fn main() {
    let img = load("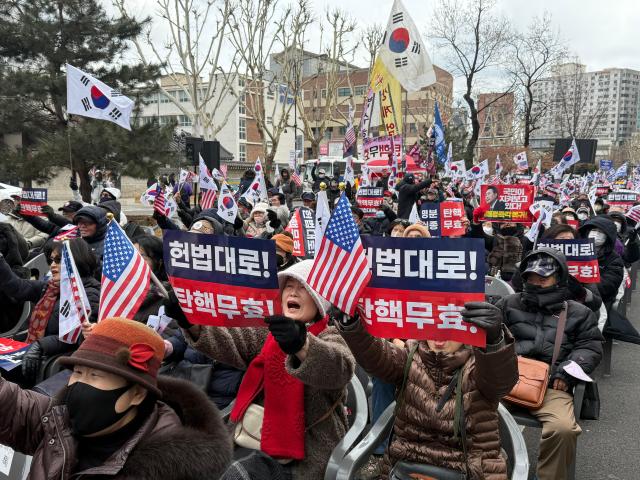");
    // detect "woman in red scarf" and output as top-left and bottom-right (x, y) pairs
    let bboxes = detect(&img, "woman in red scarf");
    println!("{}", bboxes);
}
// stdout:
(166, 259), (355, 479)
(0, 238), (100, 385)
